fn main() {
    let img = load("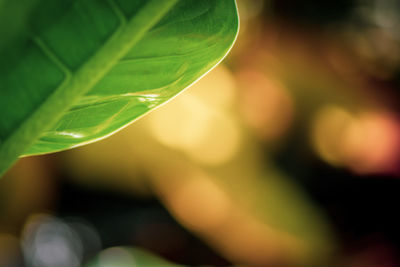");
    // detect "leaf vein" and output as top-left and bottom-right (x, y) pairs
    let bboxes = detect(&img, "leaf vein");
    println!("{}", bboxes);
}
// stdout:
(106, 0), (127, 26)
(31, 34), (72, 81)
